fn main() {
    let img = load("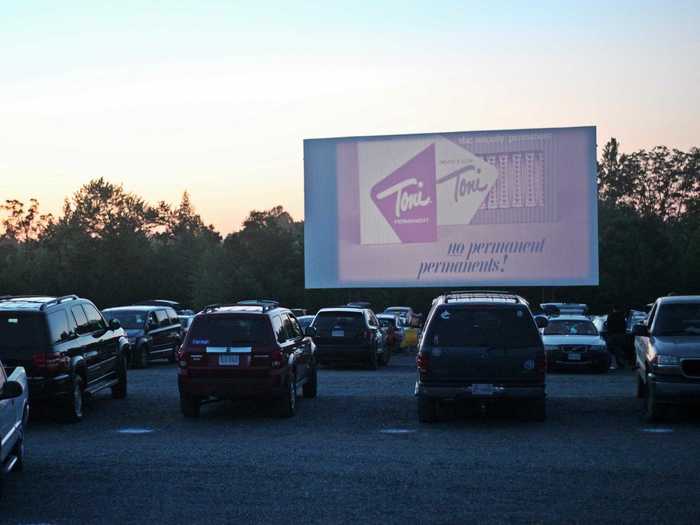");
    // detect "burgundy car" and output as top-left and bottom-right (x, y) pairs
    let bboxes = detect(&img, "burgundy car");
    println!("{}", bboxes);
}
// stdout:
(177, 301), (317, 418)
